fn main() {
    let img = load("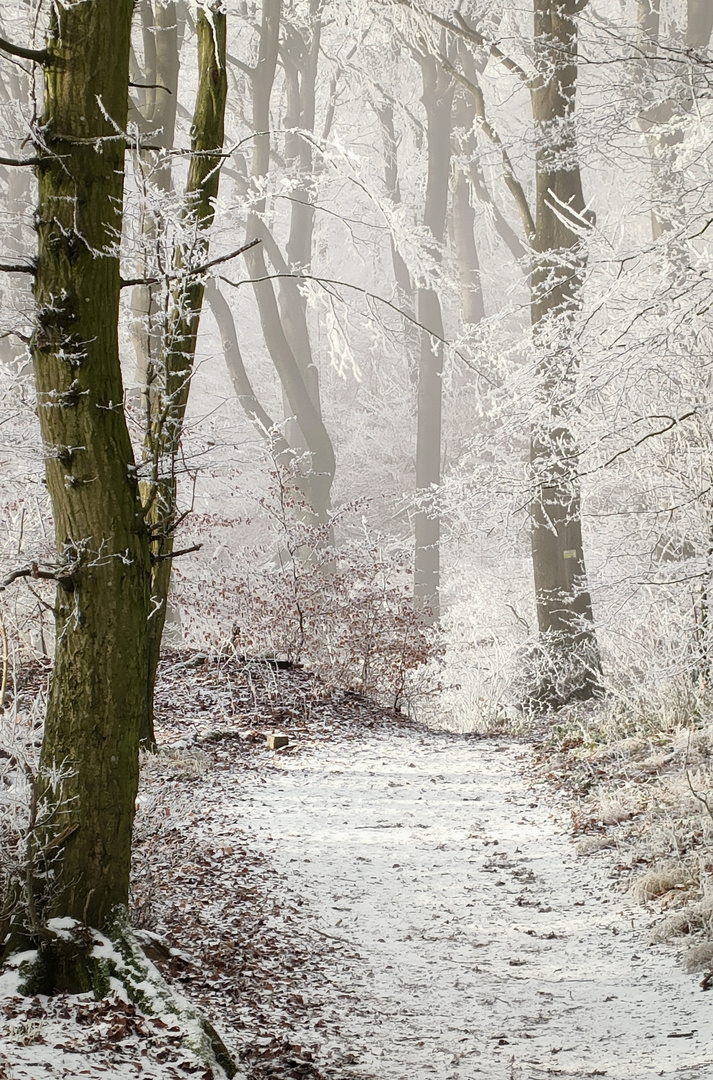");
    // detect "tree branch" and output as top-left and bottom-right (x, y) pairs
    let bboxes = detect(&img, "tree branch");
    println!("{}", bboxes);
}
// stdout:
(439, 53), (535, 240)
(394, 2), (531, 83)
(129, 82), (172, 93)
(227, 51), (254, 77)
(0, 35), (49, 65)
(0, 261), (35, 275)
(151, 543), (202, 562)
(0, 155), (41, 167)
(121, 238), (260, 288)
(1, 563), (62, 590)
(220, 269), (496, 384)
